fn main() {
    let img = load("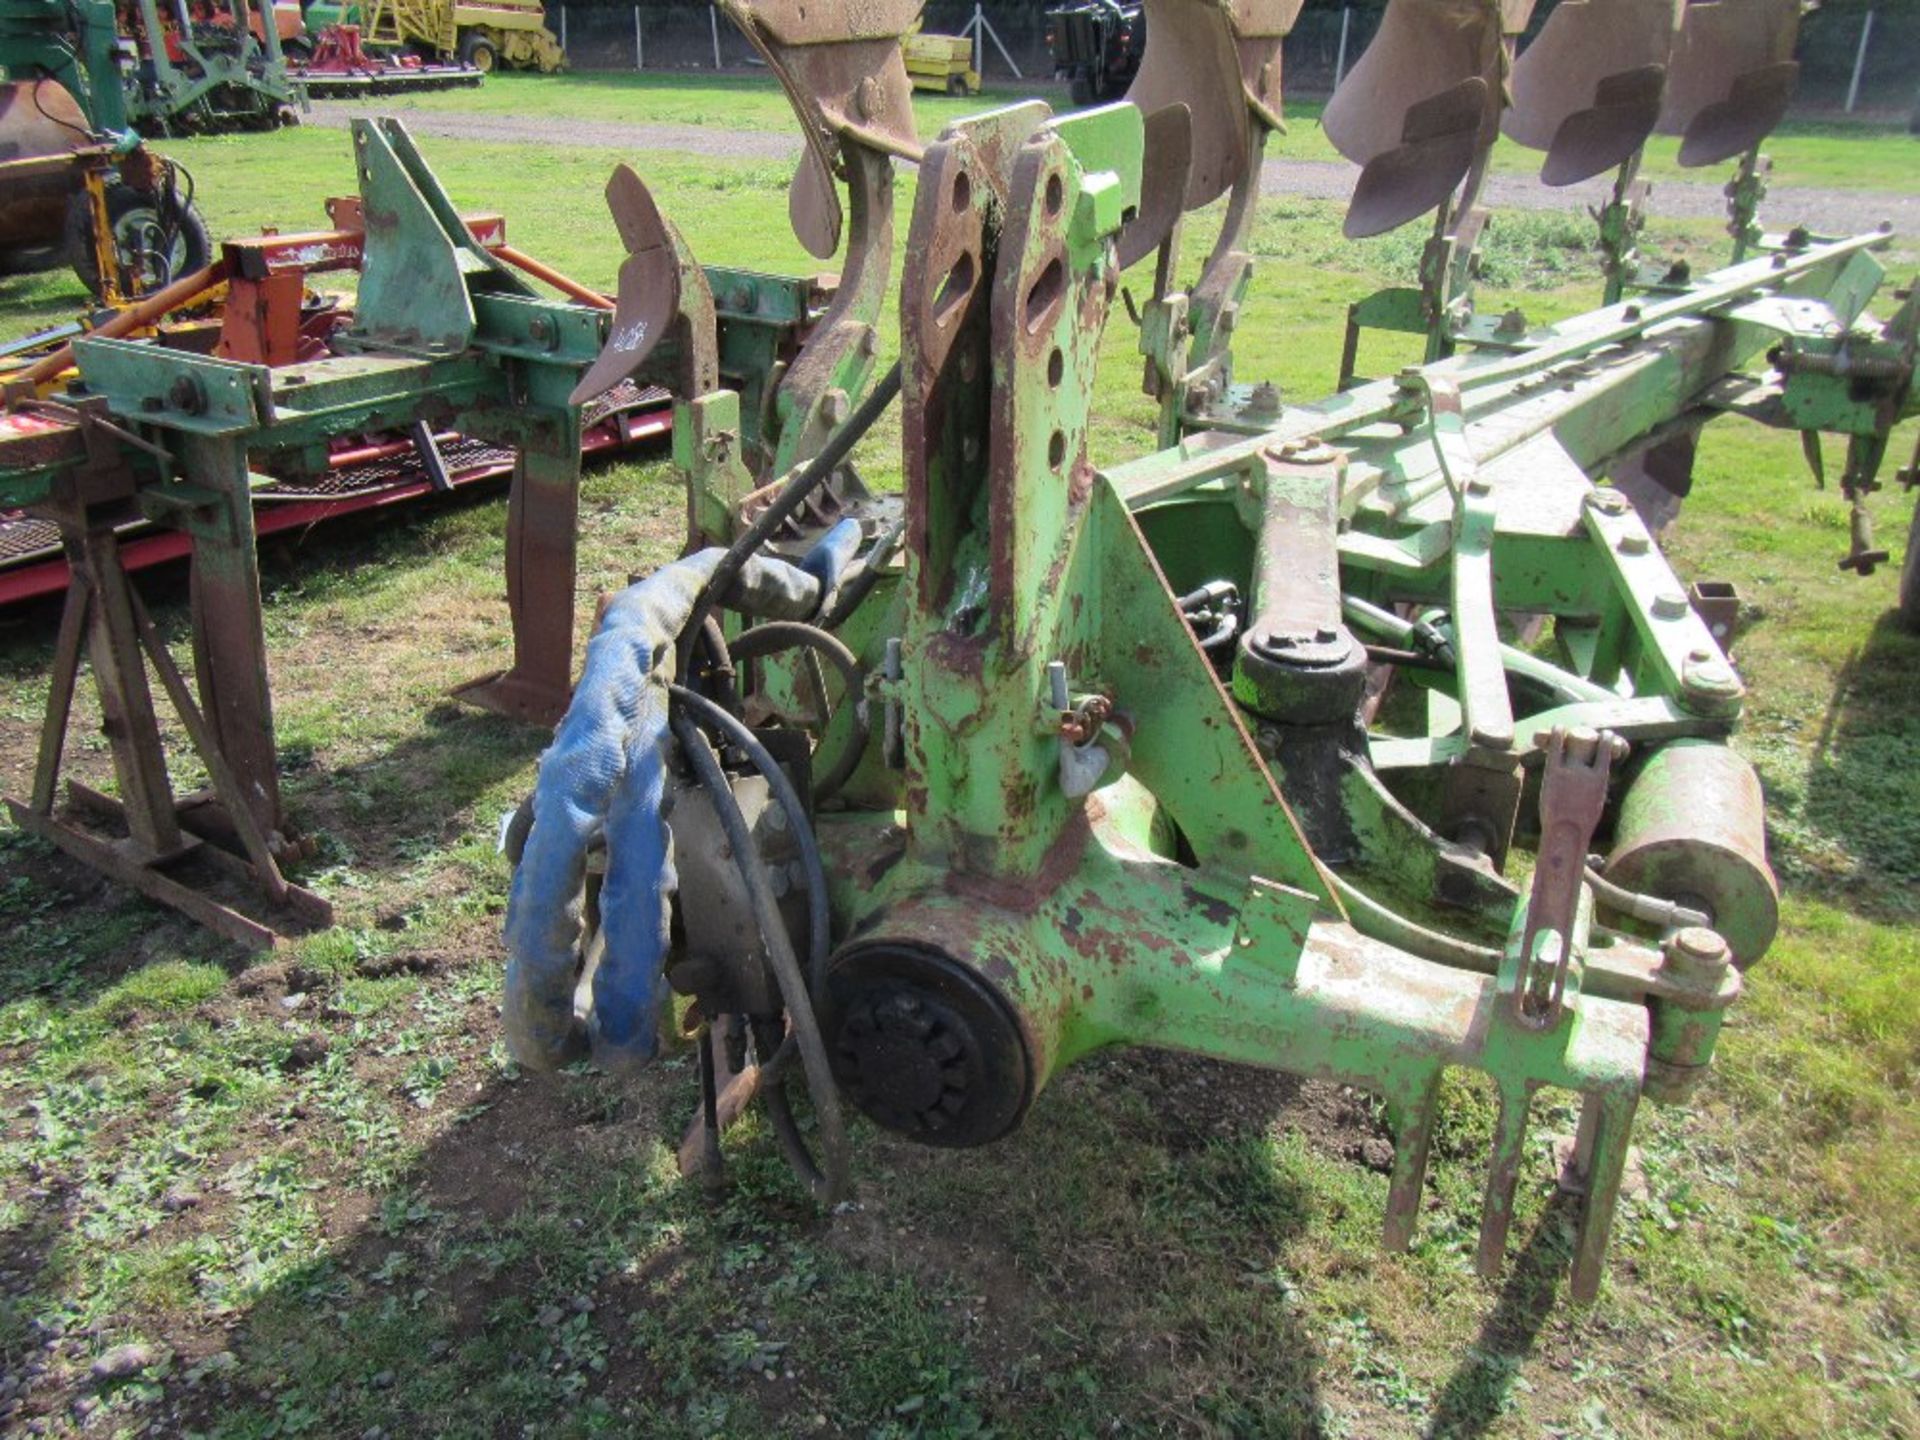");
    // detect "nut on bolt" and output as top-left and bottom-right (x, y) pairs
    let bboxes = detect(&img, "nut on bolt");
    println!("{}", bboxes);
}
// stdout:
(1664, 925), (1731, 981)
(1651, 589), (1690, 620)
(167, 375), (206, 416)
(1680, 650), (1740, 707)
